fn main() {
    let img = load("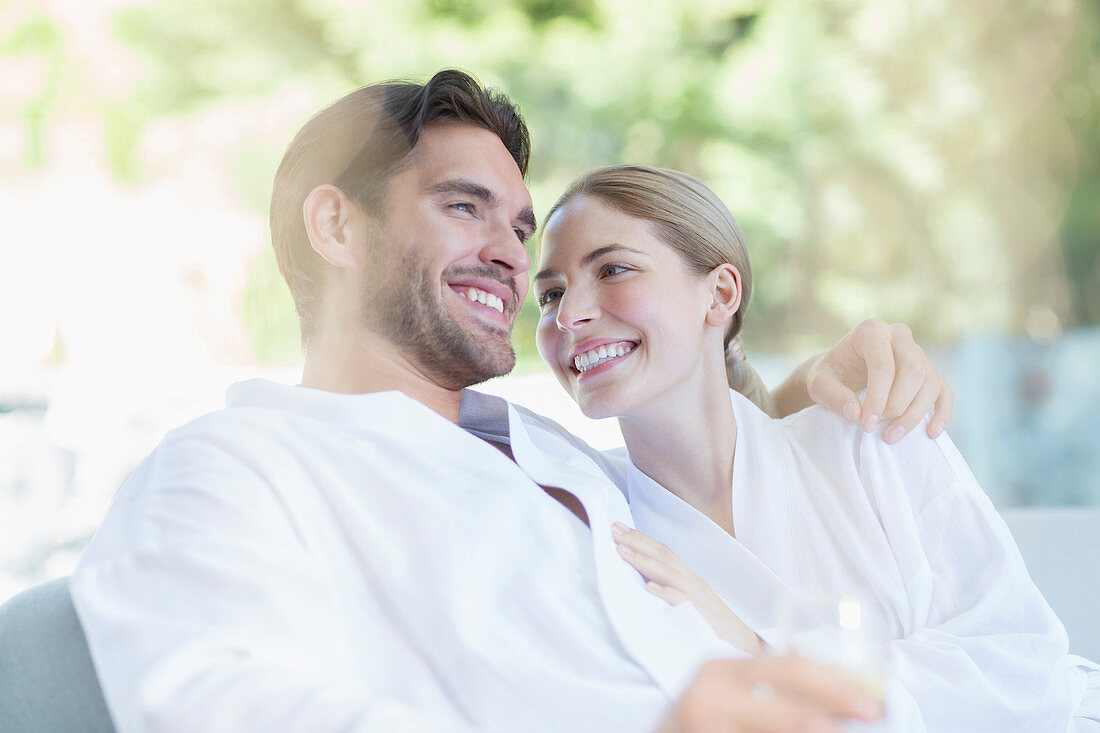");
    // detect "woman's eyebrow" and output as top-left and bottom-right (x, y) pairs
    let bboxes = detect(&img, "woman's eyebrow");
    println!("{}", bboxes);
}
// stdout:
(580, 244), (645, 267)
(534, 243), (645, 283)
